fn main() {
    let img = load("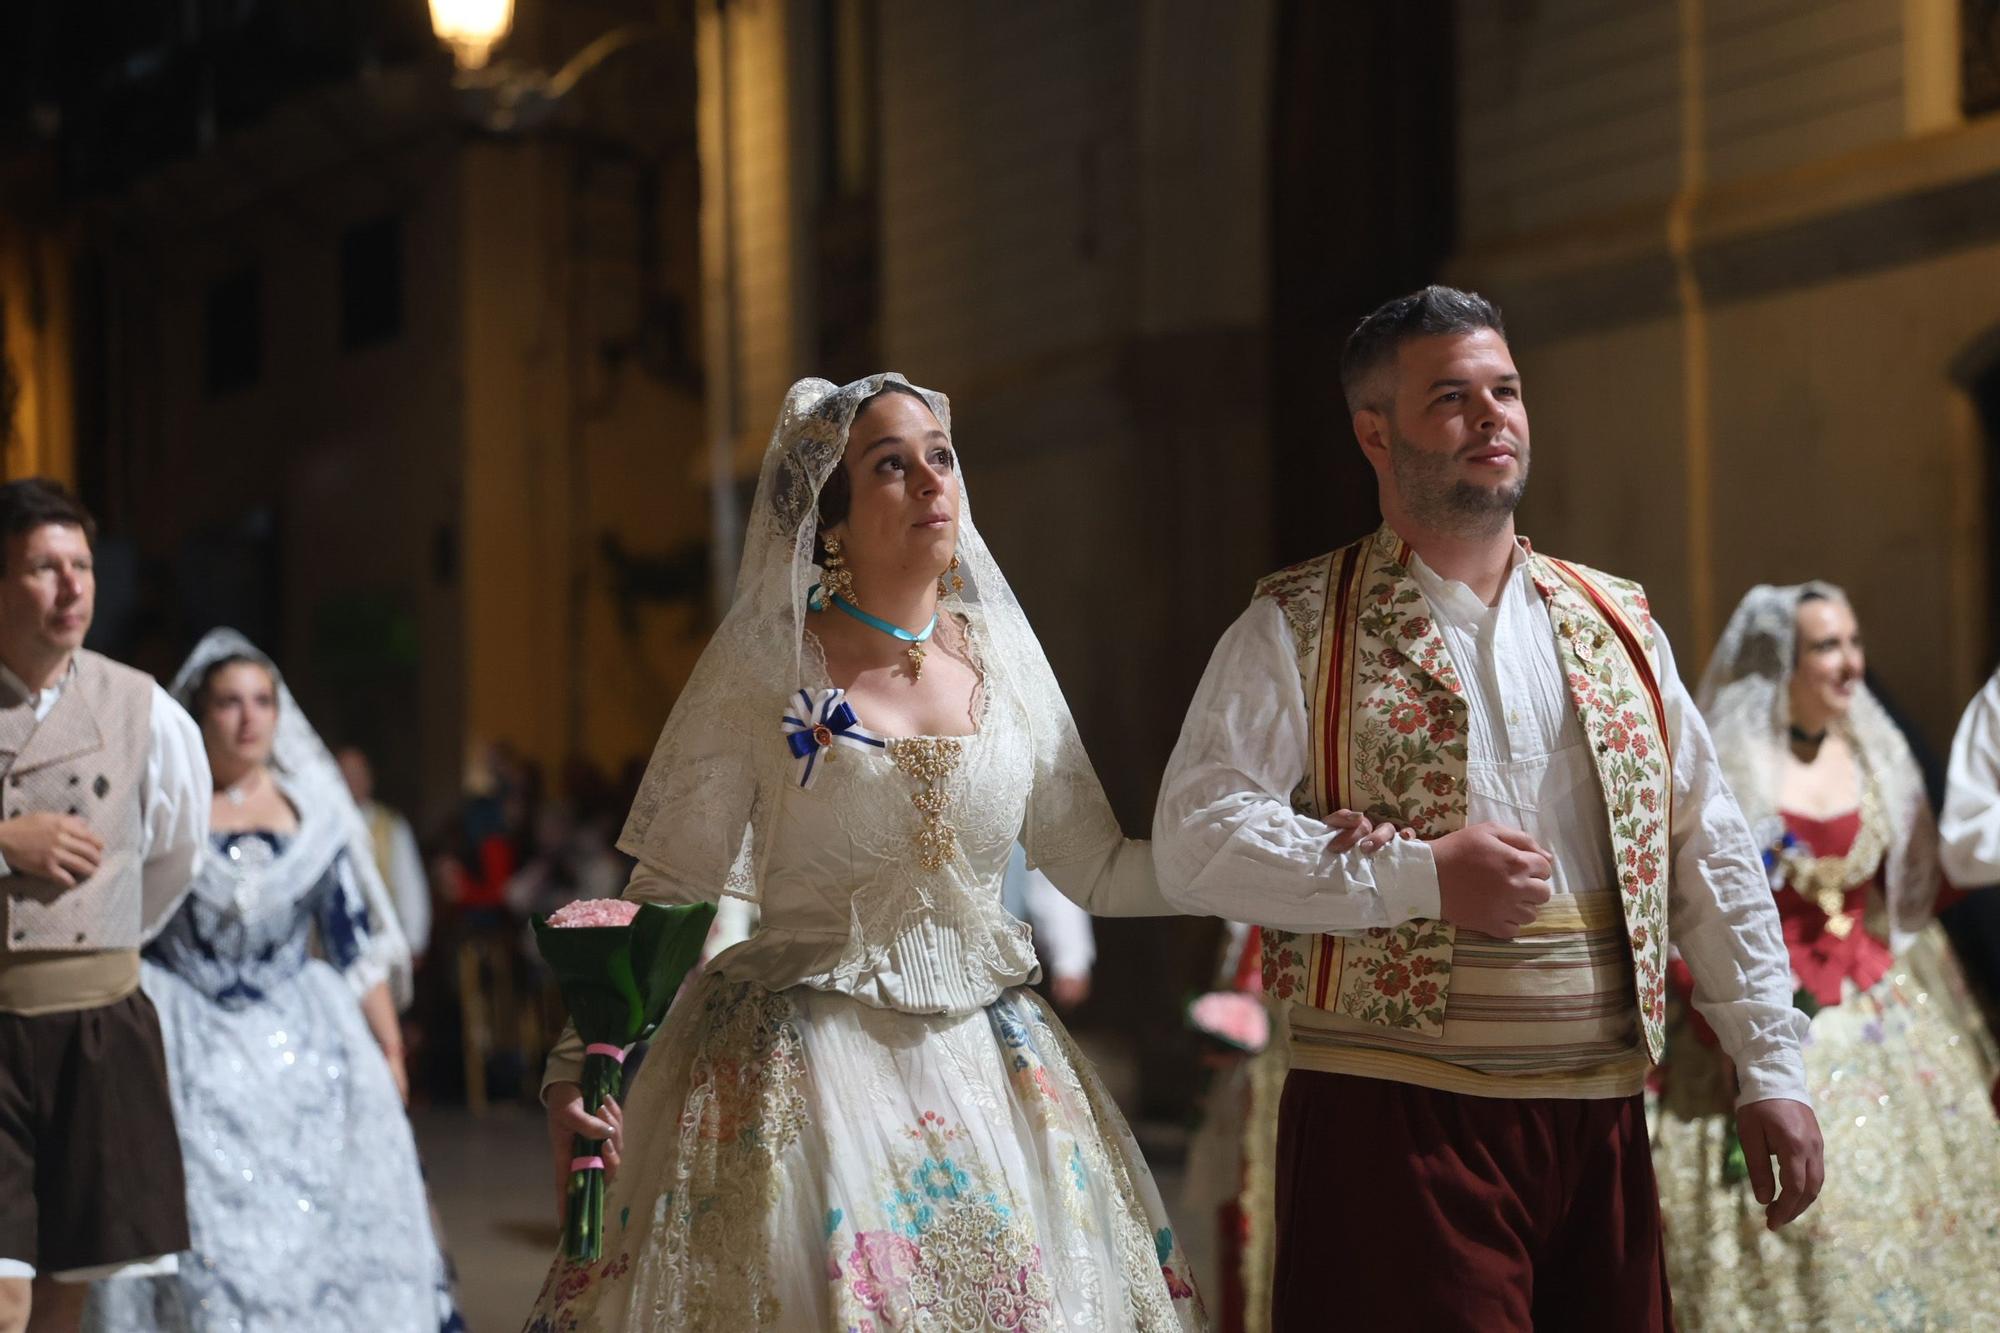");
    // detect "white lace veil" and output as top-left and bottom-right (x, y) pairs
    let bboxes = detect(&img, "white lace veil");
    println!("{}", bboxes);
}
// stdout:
(618, 373), (1122, 898)
(1697, 583), (1938, 952)
(170, 628), (414, 1004)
